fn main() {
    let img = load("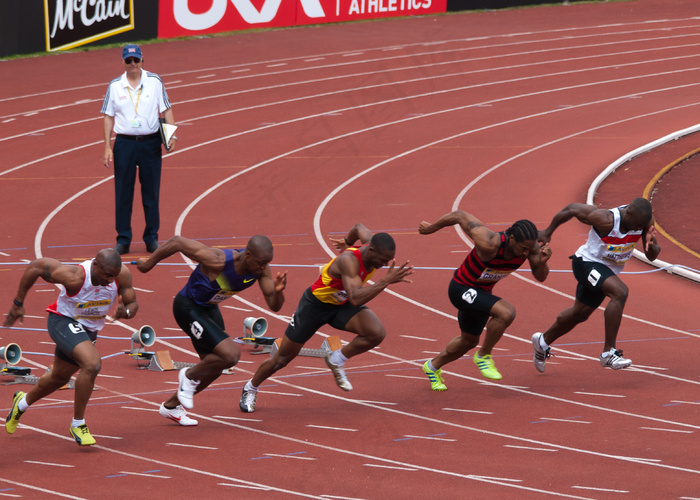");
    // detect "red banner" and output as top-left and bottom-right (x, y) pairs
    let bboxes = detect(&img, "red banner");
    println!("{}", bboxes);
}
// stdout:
(296, 0), (446, 25)
(158, 0), (446, 39)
